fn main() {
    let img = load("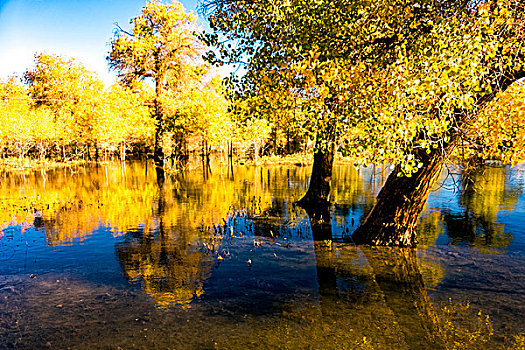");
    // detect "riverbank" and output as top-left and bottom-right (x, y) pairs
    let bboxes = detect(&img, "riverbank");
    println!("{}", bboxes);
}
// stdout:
(0, 154), (508, 174)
